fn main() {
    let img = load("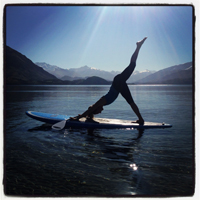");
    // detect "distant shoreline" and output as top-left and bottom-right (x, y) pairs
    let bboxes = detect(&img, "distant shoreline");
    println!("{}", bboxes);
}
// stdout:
(5, 83), (193, 86)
